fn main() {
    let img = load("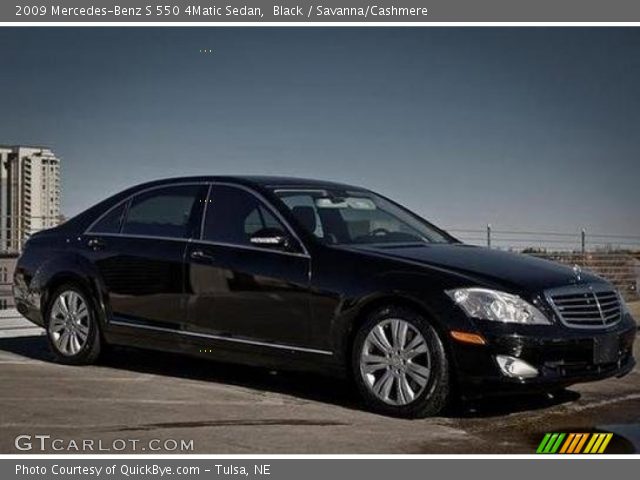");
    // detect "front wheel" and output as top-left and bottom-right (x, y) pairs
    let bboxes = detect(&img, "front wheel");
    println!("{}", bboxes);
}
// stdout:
(351, 306), (450, 418)
(45, 285), (102, 365)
